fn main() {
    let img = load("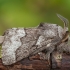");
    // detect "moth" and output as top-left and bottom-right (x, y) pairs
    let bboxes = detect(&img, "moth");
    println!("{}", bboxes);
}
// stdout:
(0, 14), (70, 65)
